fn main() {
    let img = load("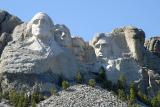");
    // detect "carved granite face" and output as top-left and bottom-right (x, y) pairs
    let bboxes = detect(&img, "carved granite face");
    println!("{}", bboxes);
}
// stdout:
(30, 12), (53, 40)
(26, 12), (54, 52)
(54, 24), (72, 47)
(93, 34), (112, 59)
